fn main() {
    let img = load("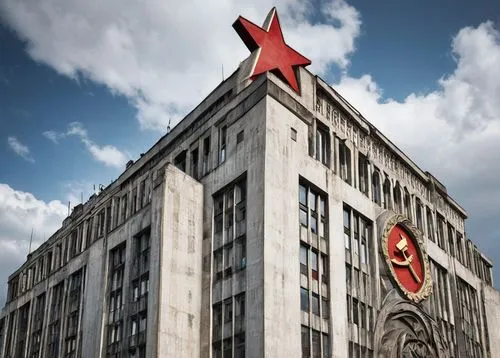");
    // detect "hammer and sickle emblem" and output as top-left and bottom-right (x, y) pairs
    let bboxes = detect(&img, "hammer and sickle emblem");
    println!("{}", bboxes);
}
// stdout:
(391, 234), (422, 284)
